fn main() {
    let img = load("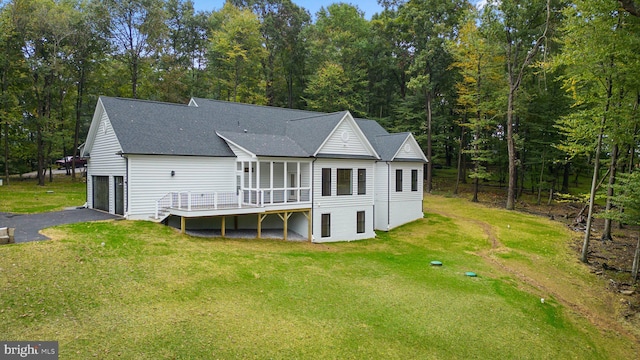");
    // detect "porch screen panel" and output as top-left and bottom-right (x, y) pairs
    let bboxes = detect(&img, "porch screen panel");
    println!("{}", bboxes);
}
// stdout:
(93, 176), (109, 212)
